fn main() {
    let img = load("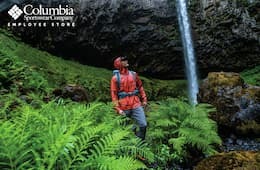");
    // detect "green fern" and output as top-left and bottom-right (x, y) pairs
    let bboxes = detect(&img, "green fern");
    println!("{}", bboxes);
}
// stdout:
(0, 93), (20, 120)
(95, 156), (146, 170)
(0, 51), (48, 94)
(147, 98), (221, 165)
(118, 137), (155, 162)
(0, 122), (32, 170)
(63, 126), (102, 169)
(0, 101), (152, 170)
(89, 130), (128, 157)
